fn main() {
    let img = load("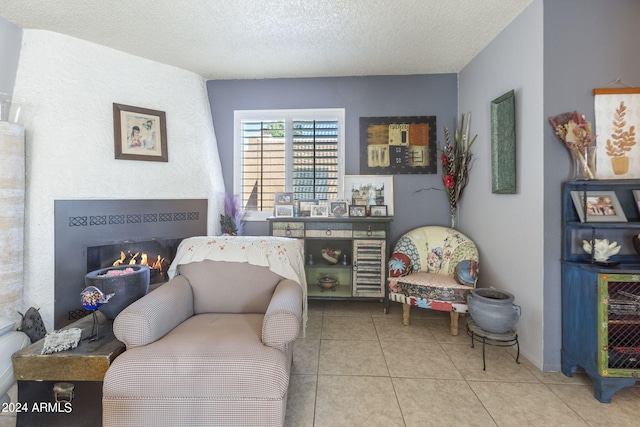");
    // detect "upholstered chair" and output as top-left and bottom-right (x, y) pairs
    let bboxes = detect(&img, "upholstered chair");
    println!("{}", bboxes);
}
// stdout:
(387, 226), (479, 335)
